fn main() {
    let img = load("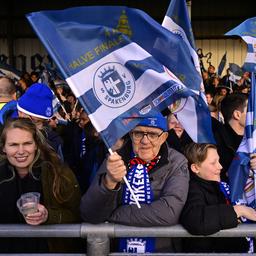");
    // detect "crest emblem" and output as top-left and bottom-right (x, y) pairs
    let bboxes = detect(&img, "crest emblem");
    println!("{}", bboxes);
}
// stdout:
(94, 63), (135, 108)
(45, 107), (52, 117)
